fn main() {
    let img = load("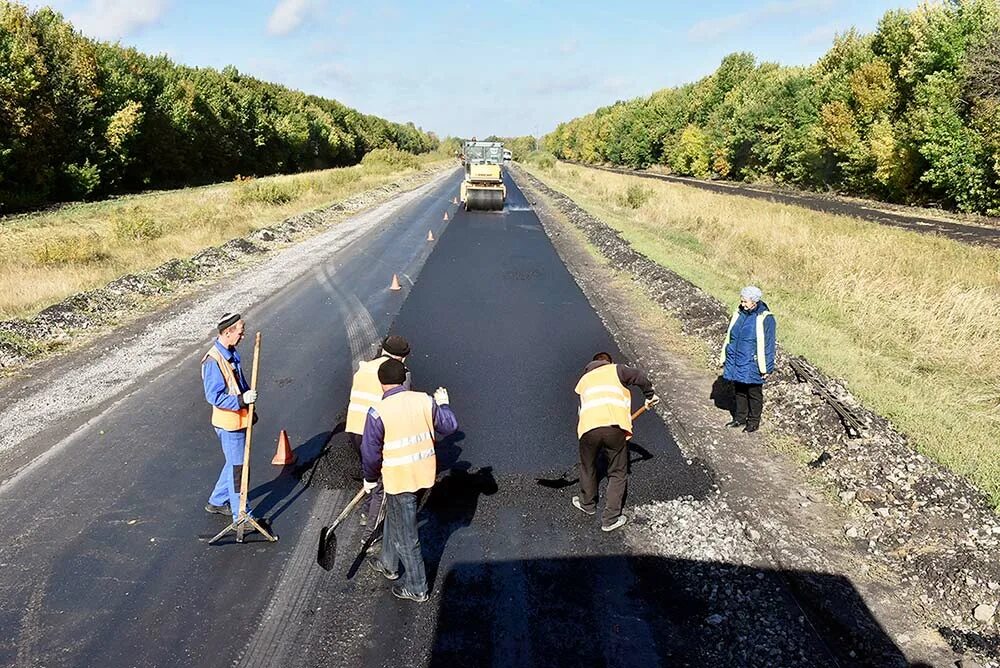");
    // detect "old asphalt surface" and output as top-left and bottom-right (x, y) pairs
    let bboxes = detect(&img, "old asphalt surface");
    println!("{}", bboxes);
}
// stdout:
(0, 170), (912, 667)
